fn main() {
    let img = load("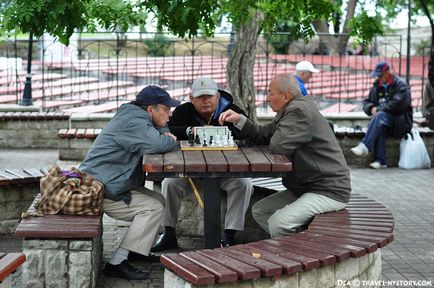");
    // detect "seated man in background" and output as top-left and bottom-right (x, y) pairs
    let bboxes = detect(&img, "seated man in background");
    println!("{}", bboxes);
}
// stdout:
(218, 73), (350, 237)
(151, 77), (253, 252)
(294, 60), (320, 96)
(350, 61), (413, 169)
(79, 86), (180, 280)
